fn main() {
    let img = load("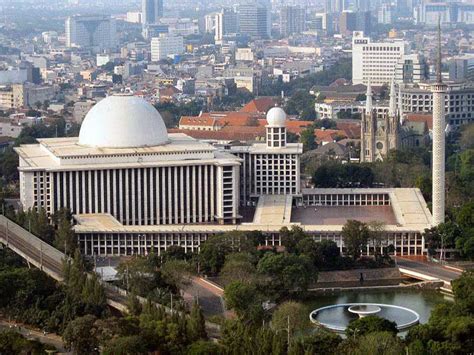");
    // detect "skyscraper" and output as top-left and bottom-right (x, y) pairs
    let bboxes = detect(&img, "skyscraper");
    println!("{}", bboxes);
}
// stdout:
(238, 2), (271, 39)
(431, 23), (446, 226)
(142, 0), (163, 25)
(280, 6), (306, 37)
(65, 15), (116, 51)
(215, 8), (239, 42)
